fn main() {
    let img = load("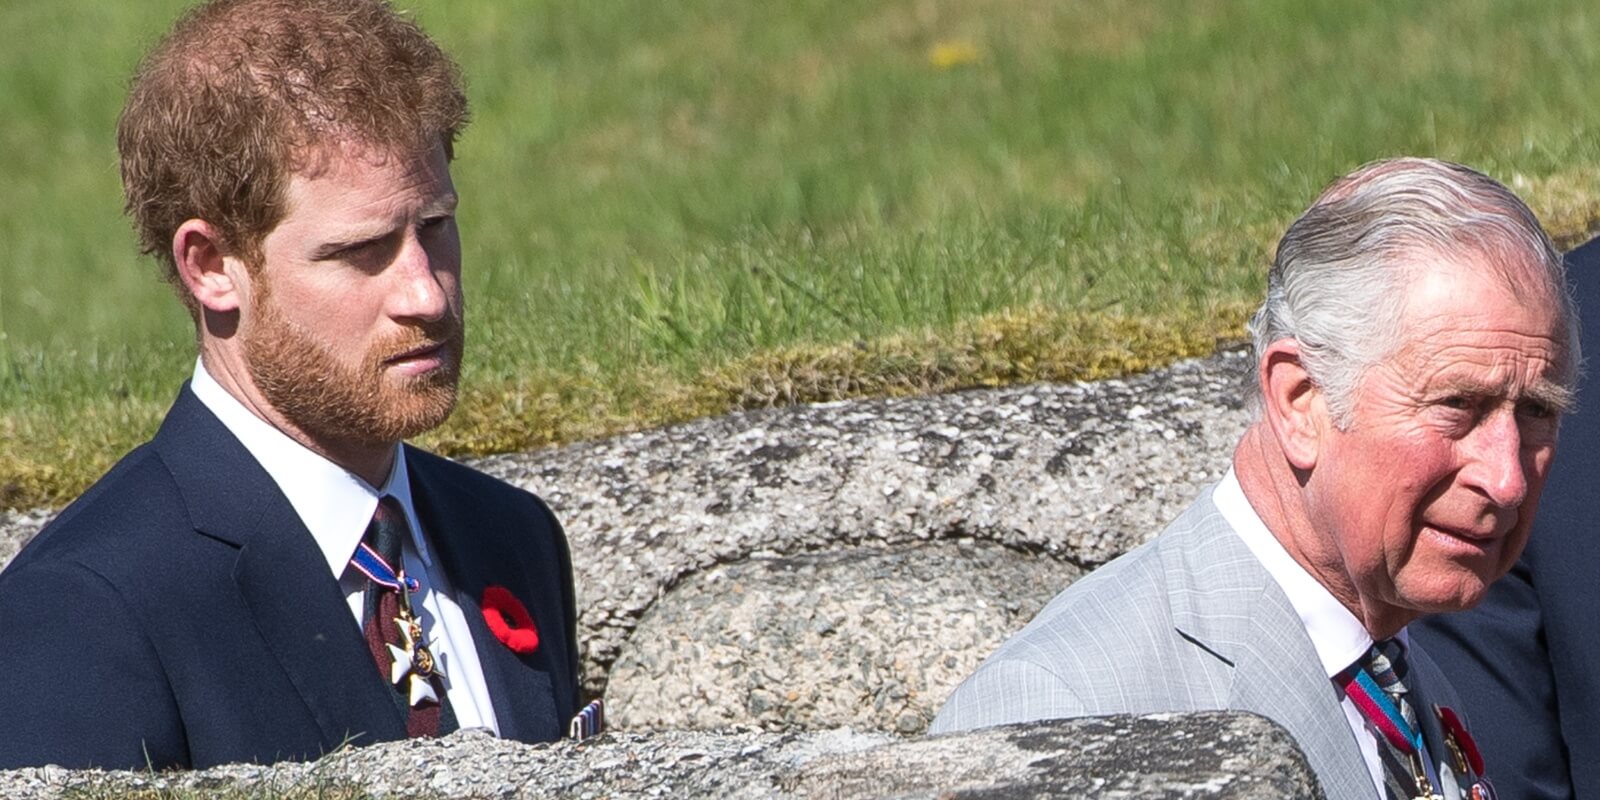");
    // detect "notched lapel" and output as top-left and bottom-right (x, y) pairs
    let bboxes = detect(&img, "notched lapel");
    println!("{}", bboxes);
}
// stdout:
(1226, 585), (1373, 800)
(1157, 495), (1373, 800)
(452, 584), (560, 741)
(230, 502), (408, 748)
(1407, 644), (1480, 796)
(155, 388), (406, 750)
(1161, 500), (1257, 669)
